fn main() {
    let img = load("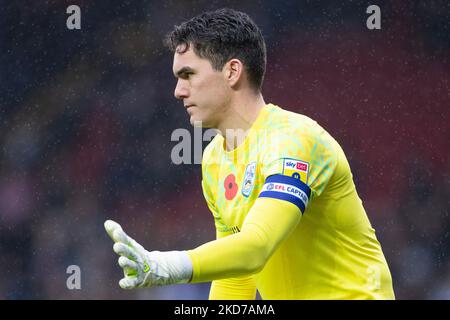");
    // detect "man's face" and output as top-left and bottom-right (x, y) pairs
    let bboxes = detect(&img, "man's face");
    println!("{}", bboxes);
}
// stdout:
(172, 45), (231, 128)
